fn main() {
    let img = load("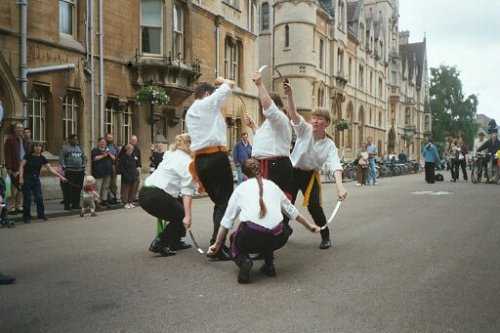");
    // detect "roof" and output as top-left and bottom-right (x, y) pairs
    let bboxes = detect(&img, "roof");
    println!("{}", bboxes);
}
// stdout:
(400, 40), (426, 87)
(347, 0), (363, 38)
